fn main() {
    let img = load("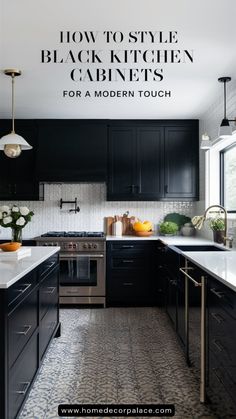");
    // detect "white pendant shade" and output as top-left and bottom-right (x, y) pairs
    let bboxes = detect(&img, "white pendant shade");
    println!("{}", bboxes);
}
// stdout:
(0, 69), (33, 158)
(0, 132), (32, 150)
(219, 118), (232, 138)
